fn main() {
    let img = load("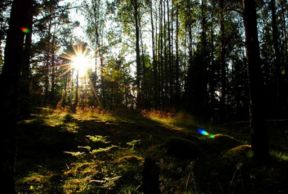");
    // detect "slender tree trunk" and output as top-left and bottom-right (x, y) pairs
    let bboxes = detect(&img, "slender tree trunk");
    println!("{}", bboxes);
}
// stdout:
(219, 0), (226, 121)
(280, 0), (287, 68)
(50, 33), (56, 103)
(159, 0), (164, 108)
(20, 0), (33, 117)
(140, 24), (147, 106)
(73, 70), (79, 112)
(209, 1), (216, 119)
(200, 0), (208, 117)
(271, 0), (281, 113)
(44, 19), (52, 105)
(175, 5), (180, 105)
(163, 0), (168, 107)
(167, 0), (173, 106)
(62, 73), (68, 107)
(280, 0), (288, 107)
(131, 0), (142, 108)
(149, 1), (158, 107)
(243, 0), (269, 161)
